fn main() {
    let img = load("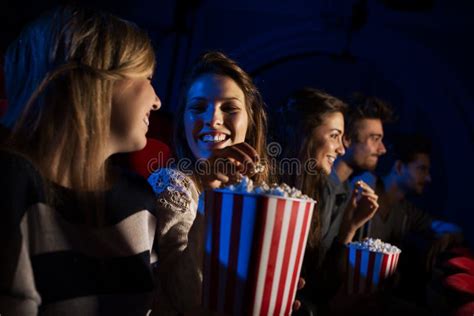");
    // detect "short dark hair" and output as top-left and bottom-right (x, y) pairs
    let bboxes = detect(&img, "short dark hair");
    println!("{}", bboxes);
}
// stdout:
(392, 133), (432, 164)
(345, 93), (394, 142)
